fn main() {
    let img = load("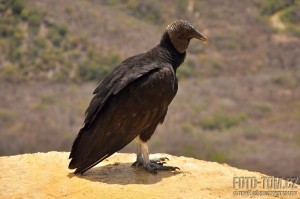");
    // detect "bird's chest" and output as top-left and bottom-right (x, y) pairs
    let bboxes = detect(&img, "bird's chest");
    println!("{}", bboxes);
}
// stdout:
(134, 67), (177, 106)
(116, 67), (177, 132)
